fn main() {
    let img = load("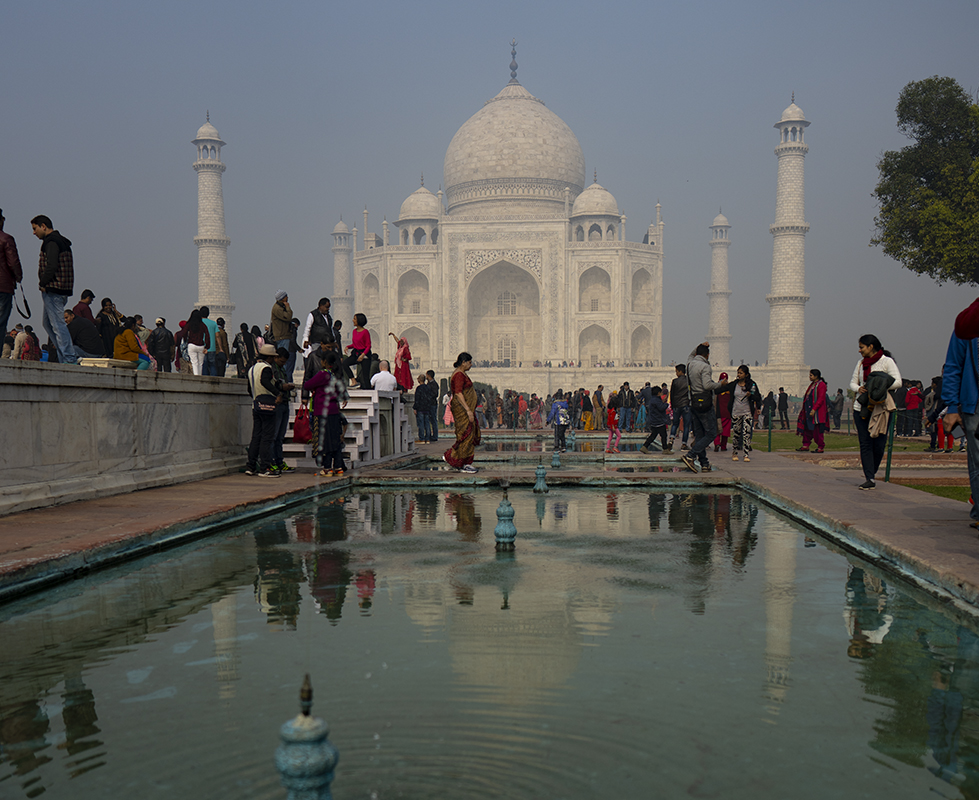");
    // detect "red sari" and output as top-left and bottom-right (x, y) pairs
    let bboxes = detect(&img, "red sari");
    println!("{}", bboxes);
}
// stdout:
(444, 369), (481, 468)
(393, 337), (413, 391)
